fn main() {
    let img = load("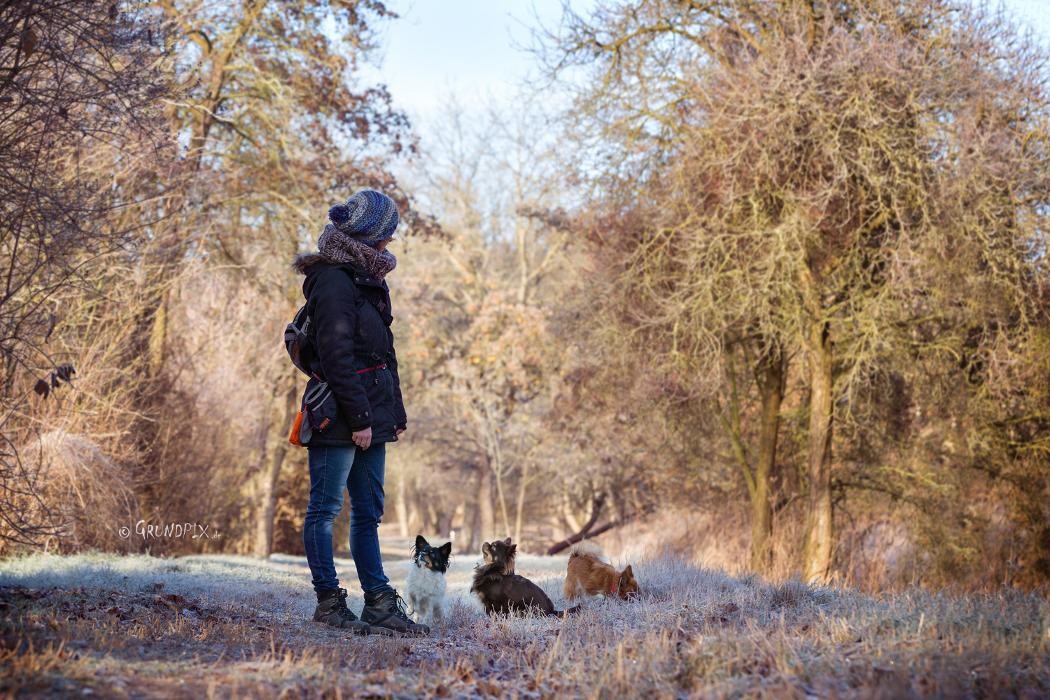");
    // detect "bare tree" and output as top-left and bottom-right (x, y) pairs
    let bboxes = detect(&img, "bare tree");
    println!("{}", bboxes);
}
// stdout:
(547, 0), (1050, 581)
